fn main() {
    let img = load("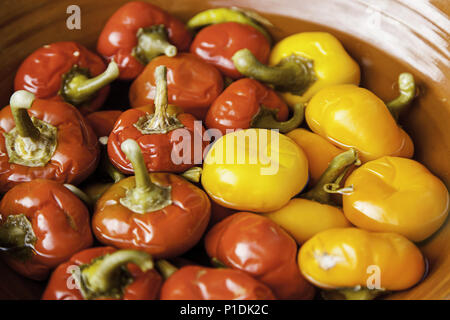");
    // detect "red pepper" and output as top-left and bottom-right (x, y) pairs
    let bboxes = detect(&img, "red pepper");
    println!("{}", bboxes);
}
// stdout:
(205, 78), (292, 134)
(158, 262), (275, 300)
(14, 42), (119, 114)
(129, 53), (223, 120)
(42, 247), (162, 300)
(0, 179), (93, 280)
(97, 1), (192, 80)
(0, 91), (99, 193)
(85, 110), (122, 138)
(109, 66), (206, 174)
(94, 139), (211, 259)
(190, 22), (270, 79)
(205, 212), (315, 300)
